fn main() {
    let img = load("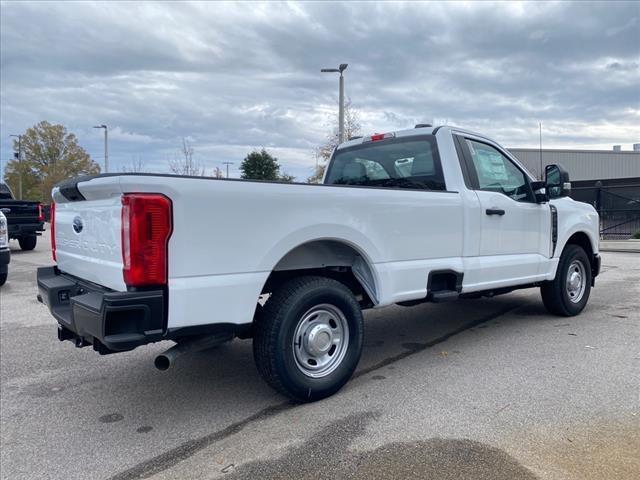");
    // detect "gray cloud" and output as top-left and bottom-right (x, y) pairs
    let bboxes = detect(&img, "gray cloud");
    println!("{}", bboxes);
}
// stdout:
(1, 1), (639, 180)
